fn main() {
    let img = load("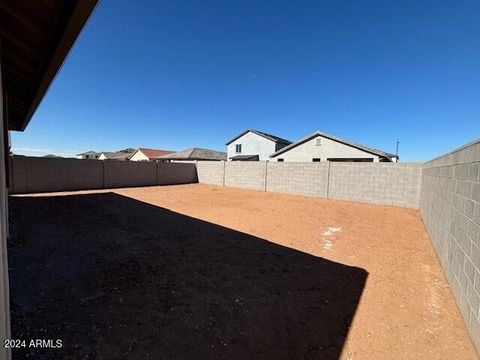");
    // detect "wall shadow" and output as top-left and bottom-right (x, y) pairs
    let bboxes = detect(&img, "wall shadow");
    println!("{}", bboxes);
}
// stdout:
(8, 193), (367, 359)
